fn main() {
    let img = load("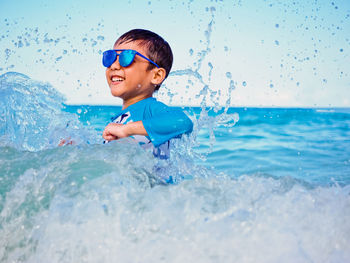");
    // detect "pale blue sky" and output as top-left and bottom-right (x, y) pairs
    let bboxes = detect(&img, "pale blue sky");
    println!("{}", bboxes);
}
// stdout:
(1, 0), (349, 107)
